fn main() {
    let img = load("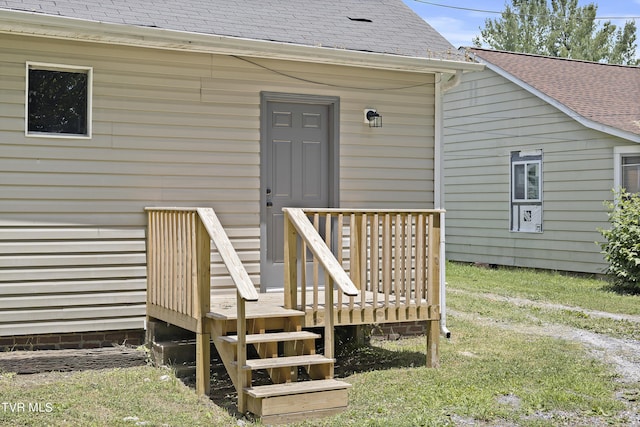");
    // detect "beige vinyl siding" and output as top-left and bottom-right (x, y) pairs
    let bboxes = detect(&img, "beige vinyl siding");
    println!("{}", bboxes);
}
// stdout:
(444, 68), (635, 274)
(0, 34), (435, 335)
(0, 227), (146, 335)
